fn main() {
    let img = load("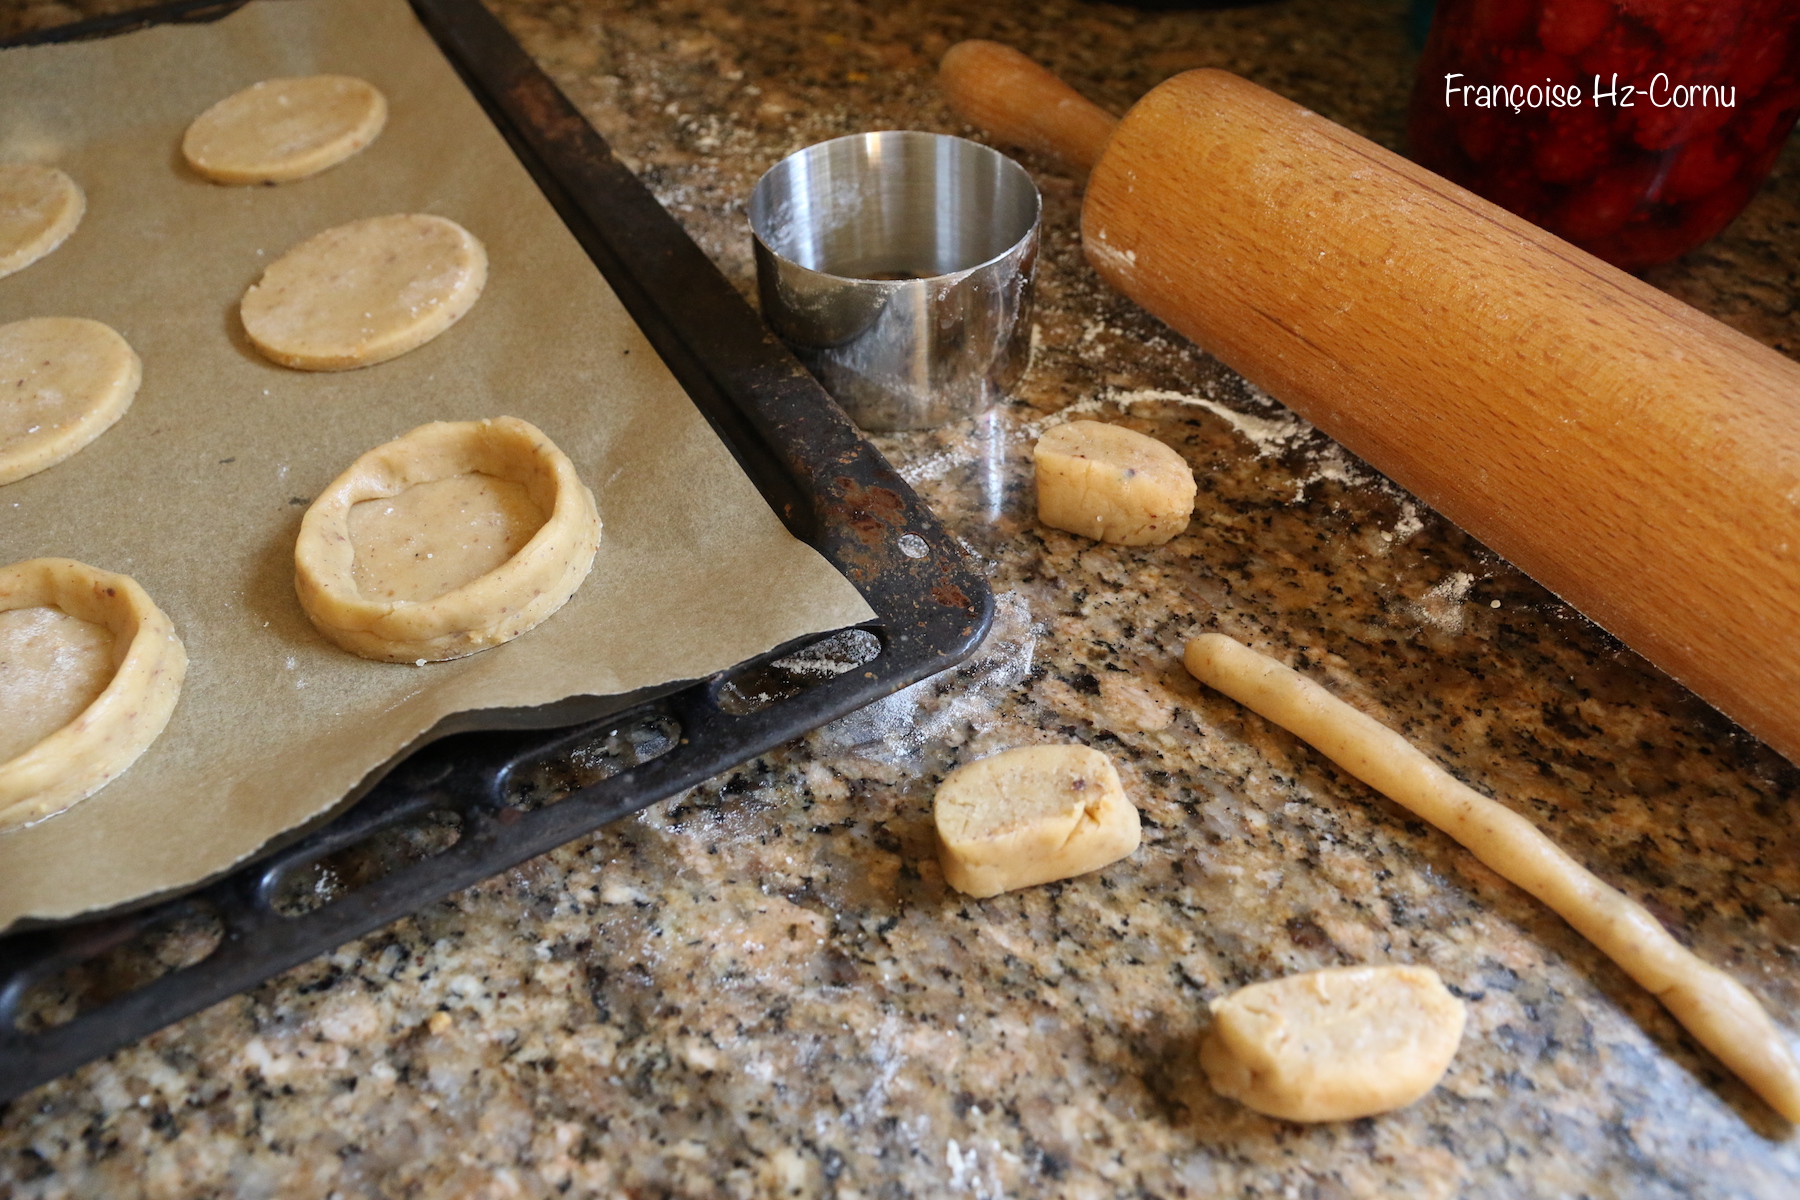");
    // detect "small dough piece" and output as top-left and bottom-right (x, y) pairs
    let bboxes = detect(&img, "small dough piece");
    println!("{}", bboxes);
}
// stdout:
(934, 744), (1140, 898)
(1034, 419), (1195, 546)
(0, 317), (142, 486)
(241, 214), (487, 371)
(296, 417), (600, 662)
(1200, 964), (1466, 1122)
(0, 164), (84, 280)
(1183, 632), (1800, 1124)
(183, 75), (387, 185)
(0, 558), (187, 832)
